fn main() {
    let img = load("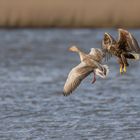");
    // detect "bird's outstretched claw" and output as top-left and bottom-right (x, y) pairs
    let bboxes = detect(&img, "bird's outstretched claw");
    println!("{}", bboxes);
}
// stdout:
(123, 65), (127, 73)
(120, 65), (123, 74)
